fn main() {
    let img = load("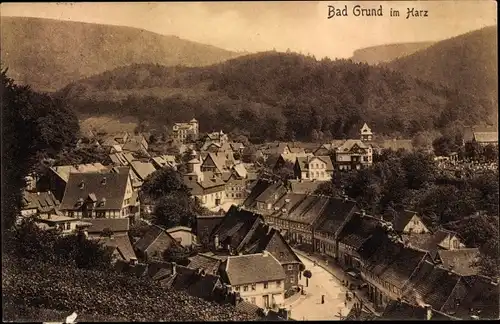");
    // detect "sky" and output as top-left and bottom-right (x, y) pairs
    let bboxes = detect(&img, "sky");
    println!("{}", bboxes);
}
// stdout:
(1, 1), (497, 59)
